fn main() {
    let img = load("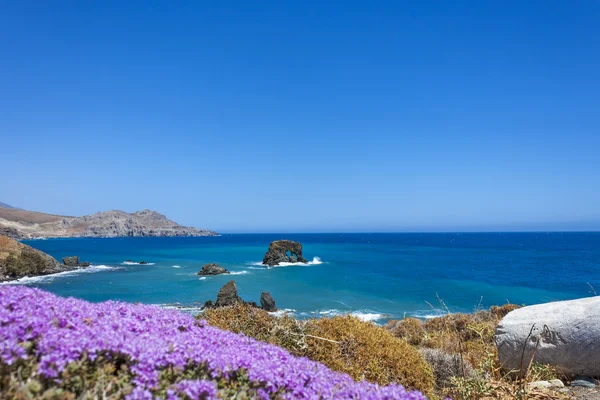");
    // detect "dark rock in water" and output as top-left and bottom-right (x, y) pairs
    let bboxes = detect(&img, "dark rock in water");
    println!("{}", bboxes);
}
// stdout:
(197, 263), (230, 276)
(260, 291), (277, 312)
(80, 262), (91, 267)
(571, 377), (596, 388)
(203, 281), (277, 311)
(139, 261), (148, 265)
(62, 256), (80, 266)
(262, 240), (308, 266)
(215, 280), (243, 307)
